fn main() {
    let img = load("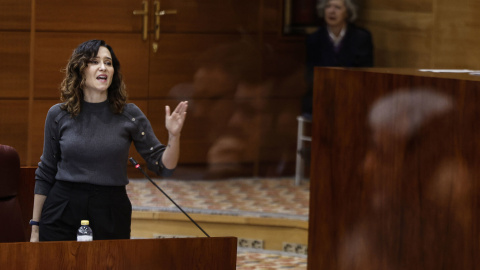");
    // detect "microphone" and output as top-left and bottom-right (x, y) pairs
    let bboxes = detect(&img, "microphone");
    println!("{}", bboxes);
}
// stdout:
(129, 157), (210, 237)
